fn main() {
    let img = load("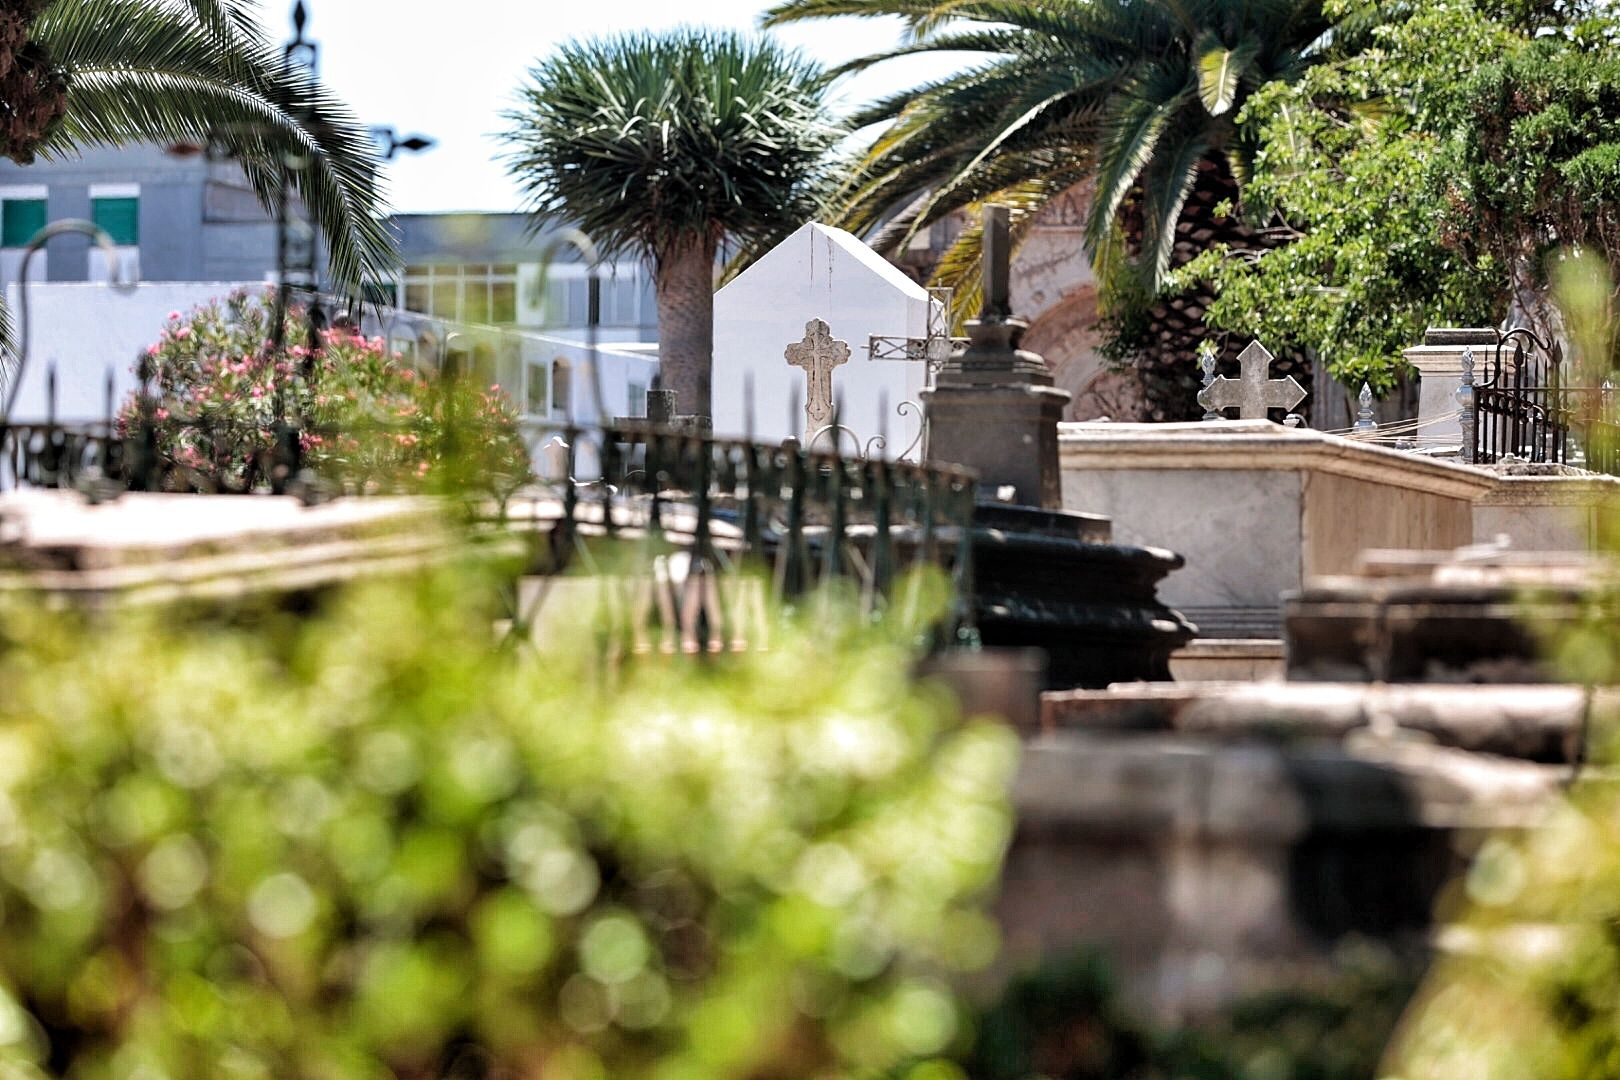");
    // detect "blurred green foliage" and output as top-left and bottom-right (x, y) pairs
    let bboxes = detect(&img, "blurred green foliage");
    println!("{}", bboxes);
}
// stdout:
(0, 563), (1016, 1078)
(1384, 254), (1620, 1079)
